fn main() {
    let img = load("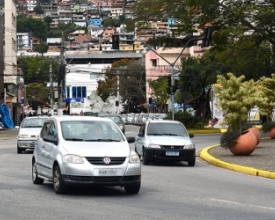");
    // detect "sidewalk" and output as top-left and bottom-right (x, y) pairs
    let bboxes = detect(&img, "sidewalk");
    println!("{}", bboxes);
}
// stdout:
(200, 138), (275, 179)
(0, 128), (18, 139)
